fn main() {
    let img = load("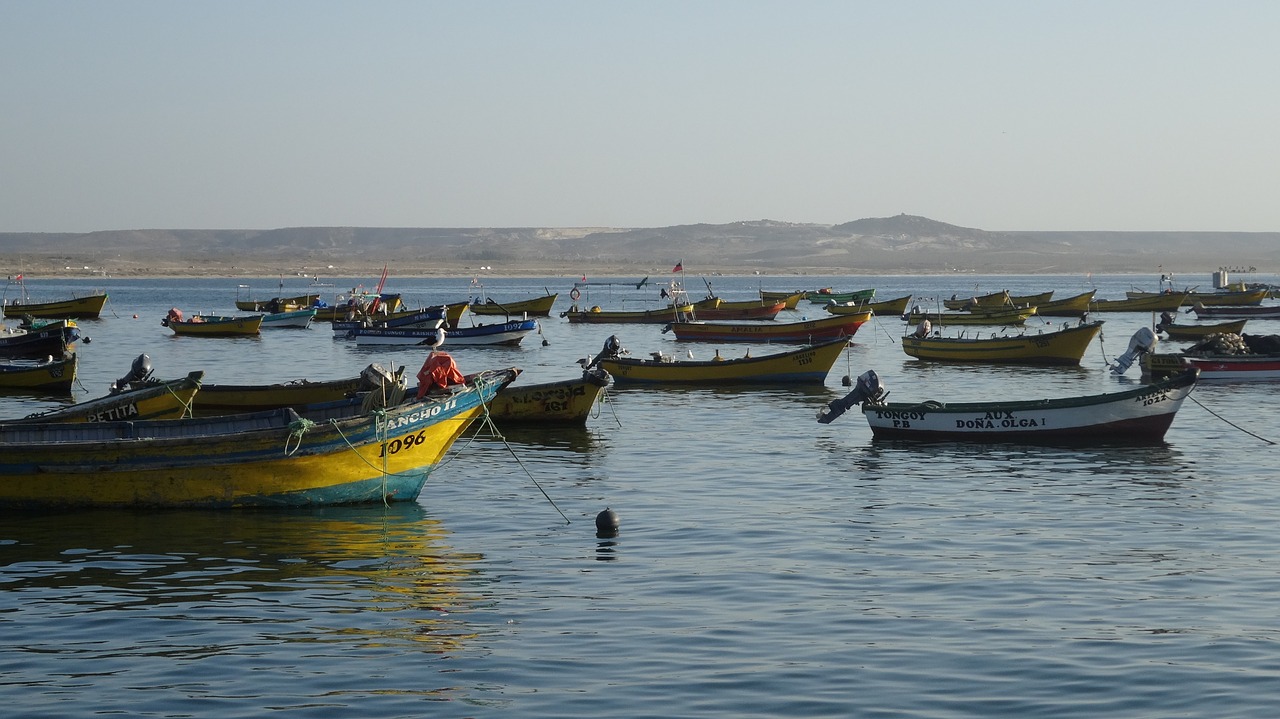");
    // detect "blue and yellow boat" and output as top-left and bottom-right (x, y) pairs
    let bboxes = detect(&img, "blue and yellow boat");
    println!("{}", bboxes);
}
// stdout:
(0, 368), (518, 509)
